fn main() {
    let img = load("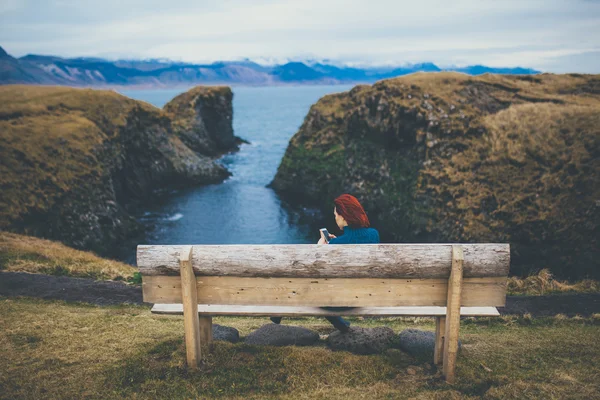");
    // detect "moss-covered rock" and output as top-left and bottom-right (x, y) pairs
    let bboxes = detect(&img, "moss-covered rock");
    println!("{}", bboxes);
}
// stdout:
(0, 85), (237, 255)
(271, 72), (600, 279)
